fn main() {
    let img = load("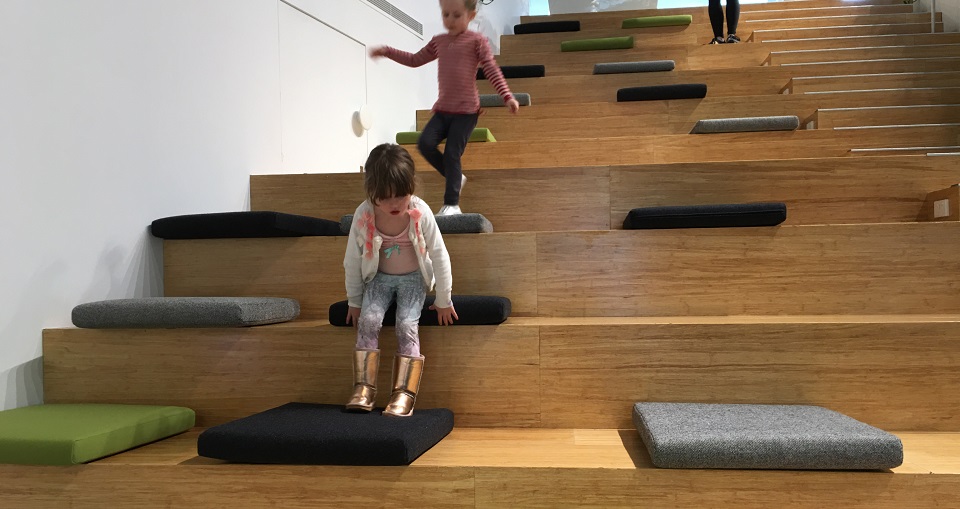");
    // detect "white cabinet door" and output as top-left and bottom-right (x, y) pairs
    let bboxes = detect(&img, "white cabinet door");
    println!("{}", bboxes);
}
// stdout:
(278, 3), (367, 173)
